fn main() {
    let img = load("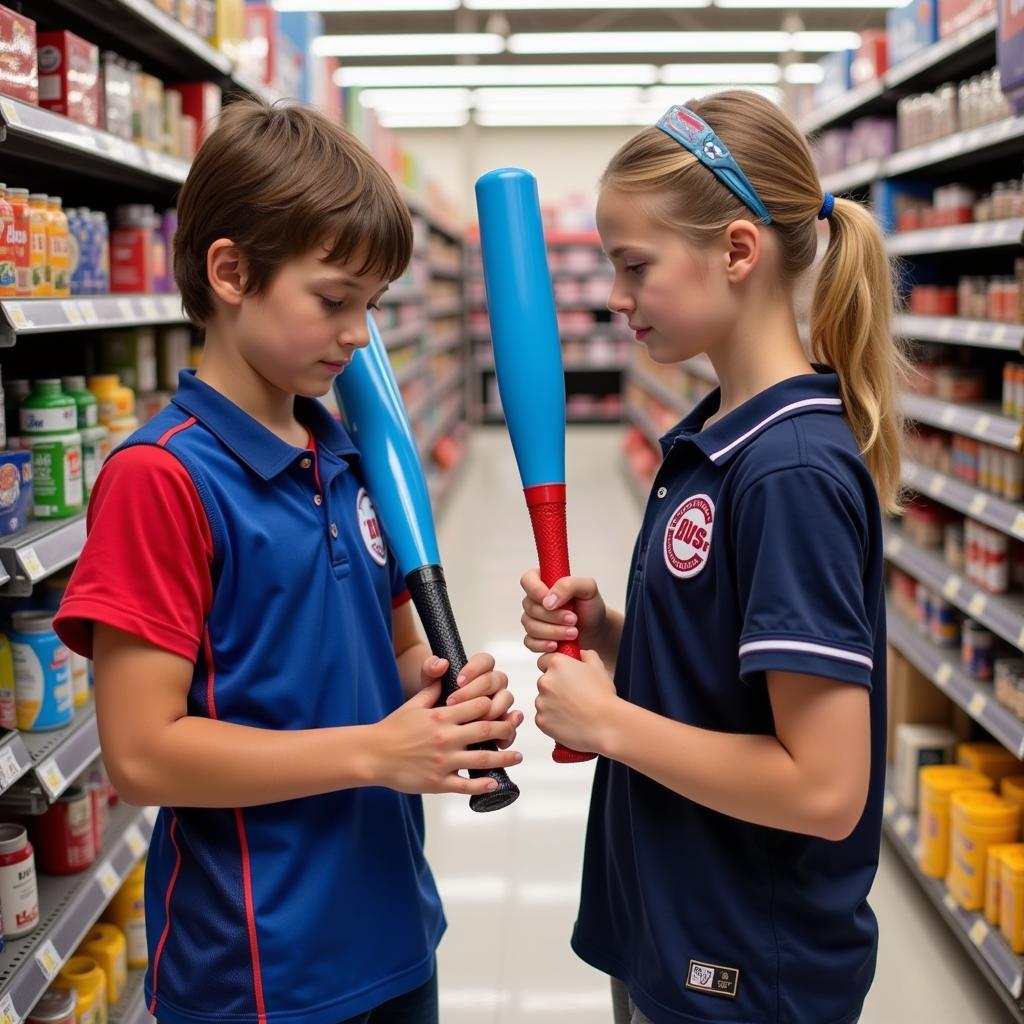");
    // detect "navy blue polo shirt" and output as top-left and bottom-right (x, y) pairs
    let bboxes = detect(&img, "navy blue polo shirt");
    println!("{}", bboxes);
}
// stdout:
(57, 371), (445, 1024)
(573, 370), (885, 1024)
